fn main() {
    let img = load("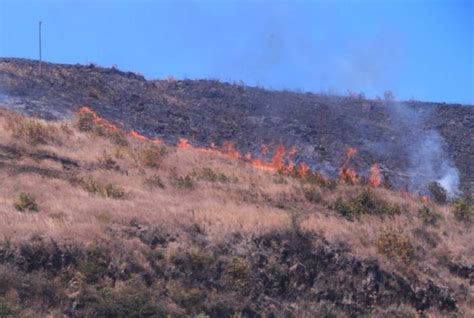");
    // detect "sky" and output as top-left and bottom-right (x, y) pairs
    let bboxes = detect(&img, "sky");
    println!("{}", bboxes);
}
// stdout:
(0, 0), (473, 104)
